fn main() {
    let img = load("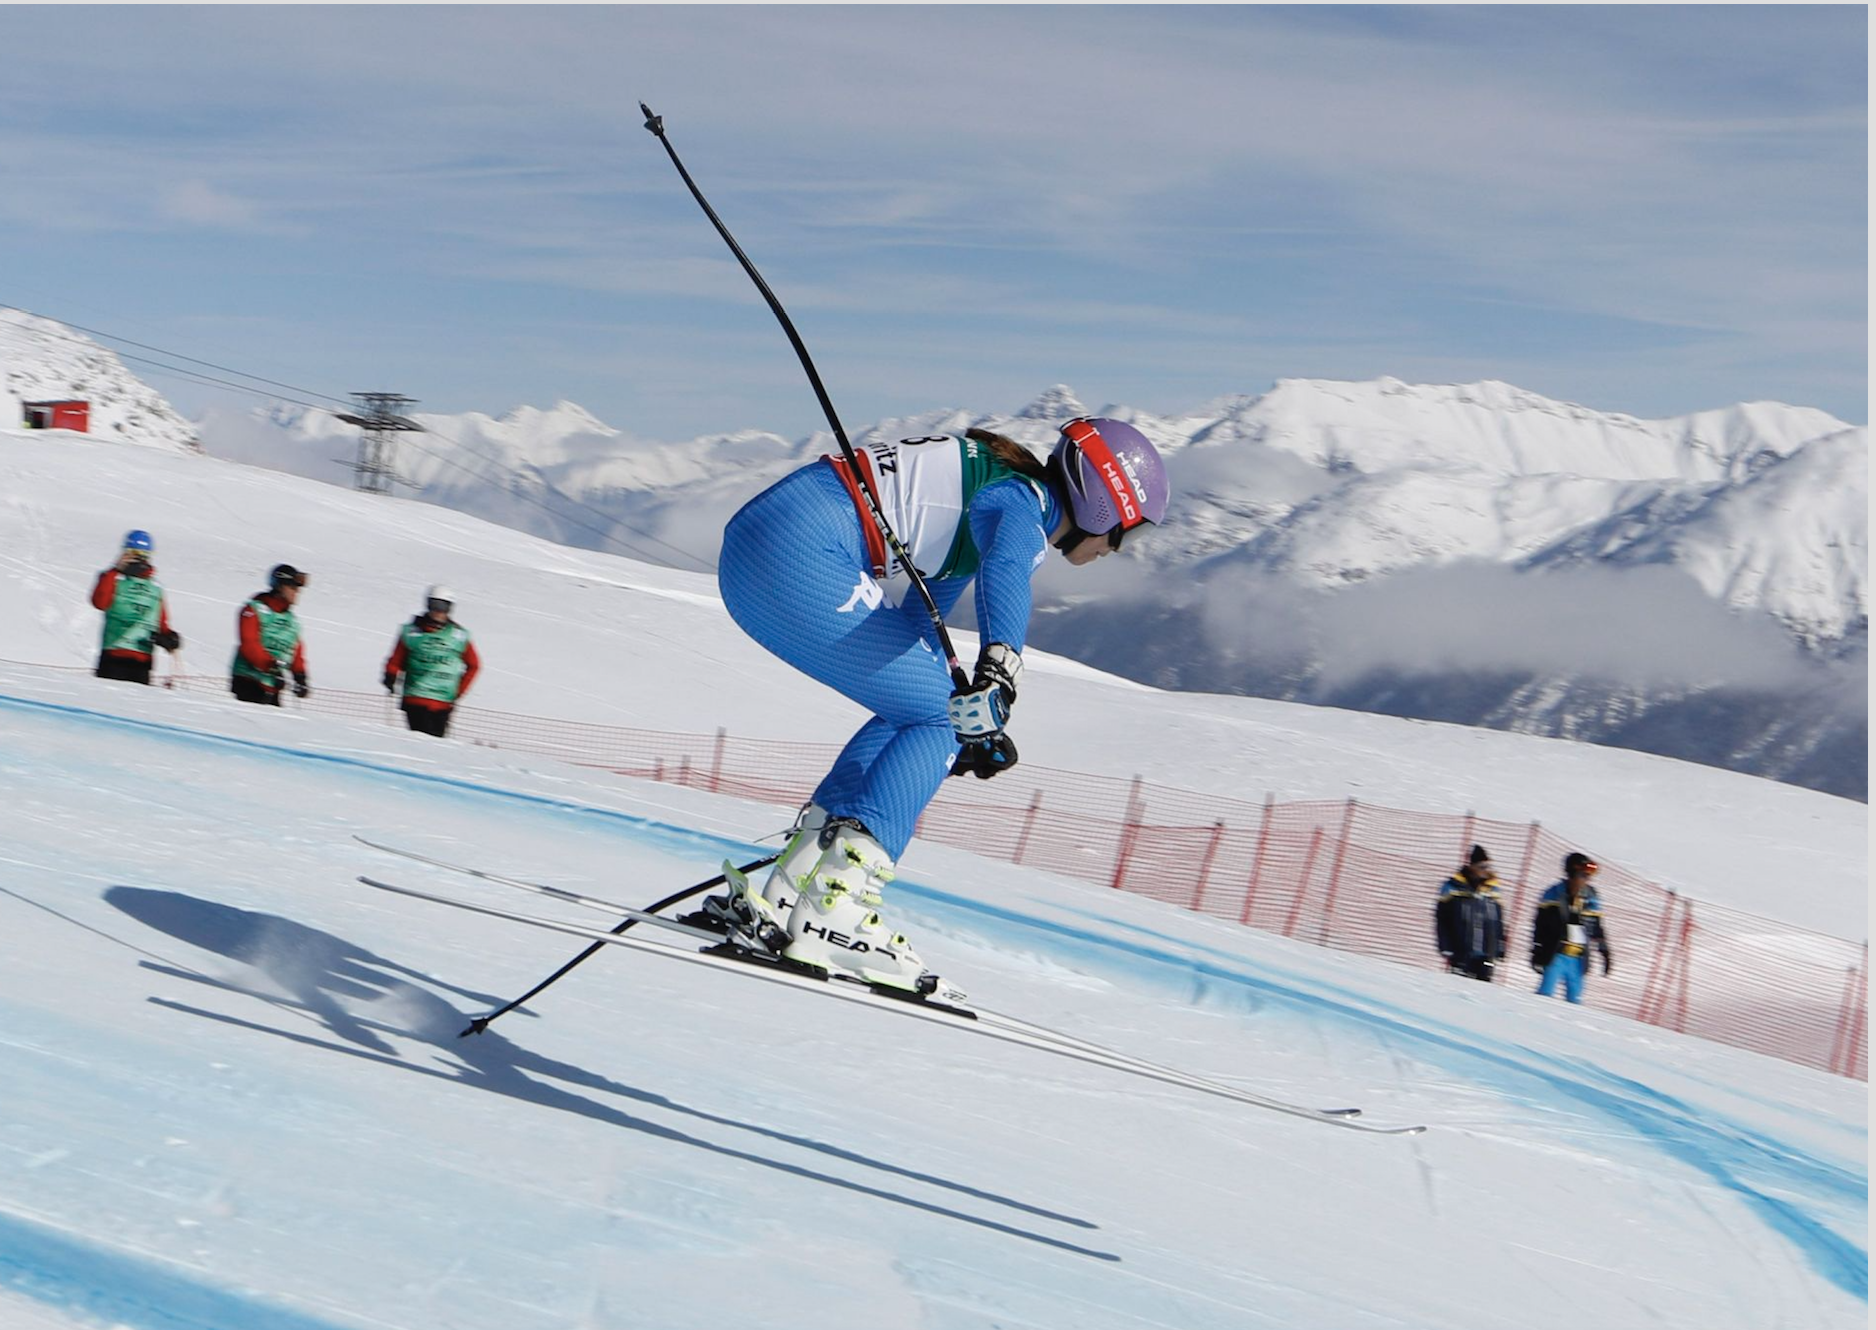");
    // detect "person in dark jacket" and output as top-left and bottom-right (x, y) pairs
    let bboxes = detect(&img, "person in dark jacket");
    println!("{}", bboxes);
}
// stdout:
(1435, 844), (1505, 982)
(382, 585), (480, 737)
(91, 529), (181, 684)
(1531, 852), (1613, 1003)
(231, 564), (310, 706)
